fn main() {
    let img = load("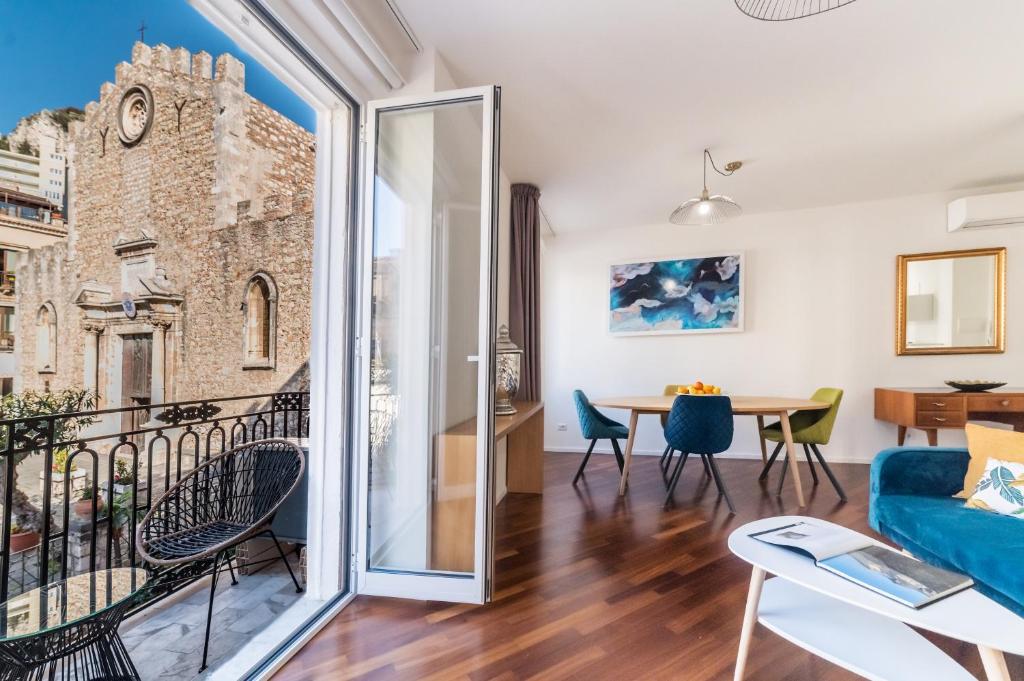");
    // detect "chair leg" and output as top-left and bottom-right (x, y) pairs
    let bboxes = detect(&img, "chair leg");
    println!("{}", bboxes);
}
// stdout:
(758, 442), (784, 481)
(226, 550), (239, 585)
(705, 455), (736, 514)
(660, 445), (674, 474)
(802, 444), (819, 484)
(663, 452), (689, 505)
(775, 451), (788, 497)
(610, 439), (625, 473)
(199, 550), (223, 672)
(810, 444), (847, 502)
(661, 450), (675, 483)
(573, 439), (597, 485)
(269, 529), (304, 593)
(700, 453), (711, 478)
